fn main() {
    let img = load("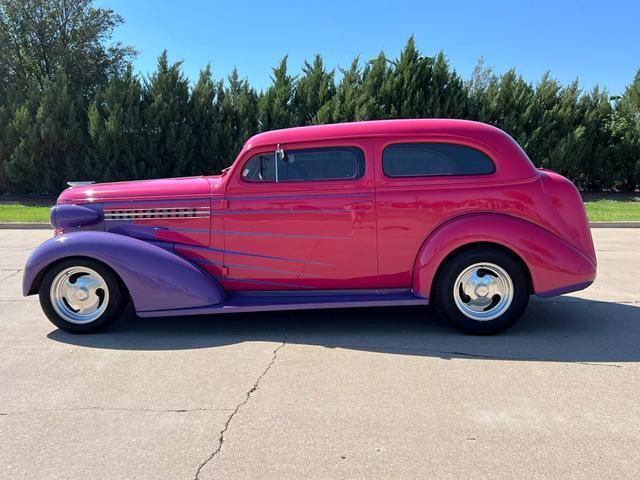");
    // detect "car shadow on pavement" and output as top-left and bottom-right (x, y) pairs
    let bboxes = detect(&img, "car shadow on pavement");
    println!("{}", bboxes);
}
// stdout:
(47, 296), (640, 363)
